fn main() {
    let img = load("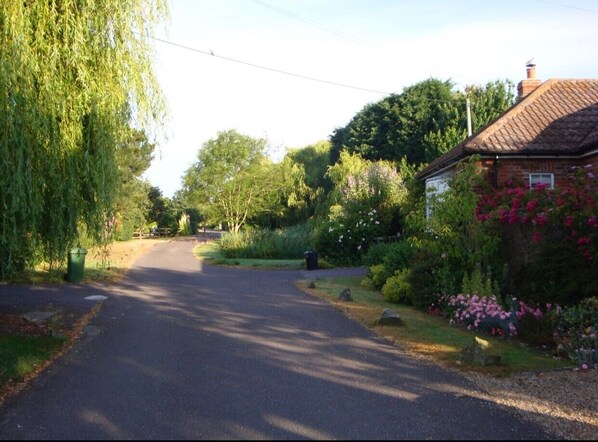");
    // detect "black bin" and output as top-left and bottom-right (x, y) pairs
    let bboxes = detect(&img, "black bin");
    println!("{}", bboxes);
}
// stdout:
(304, 251), (318, 270)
